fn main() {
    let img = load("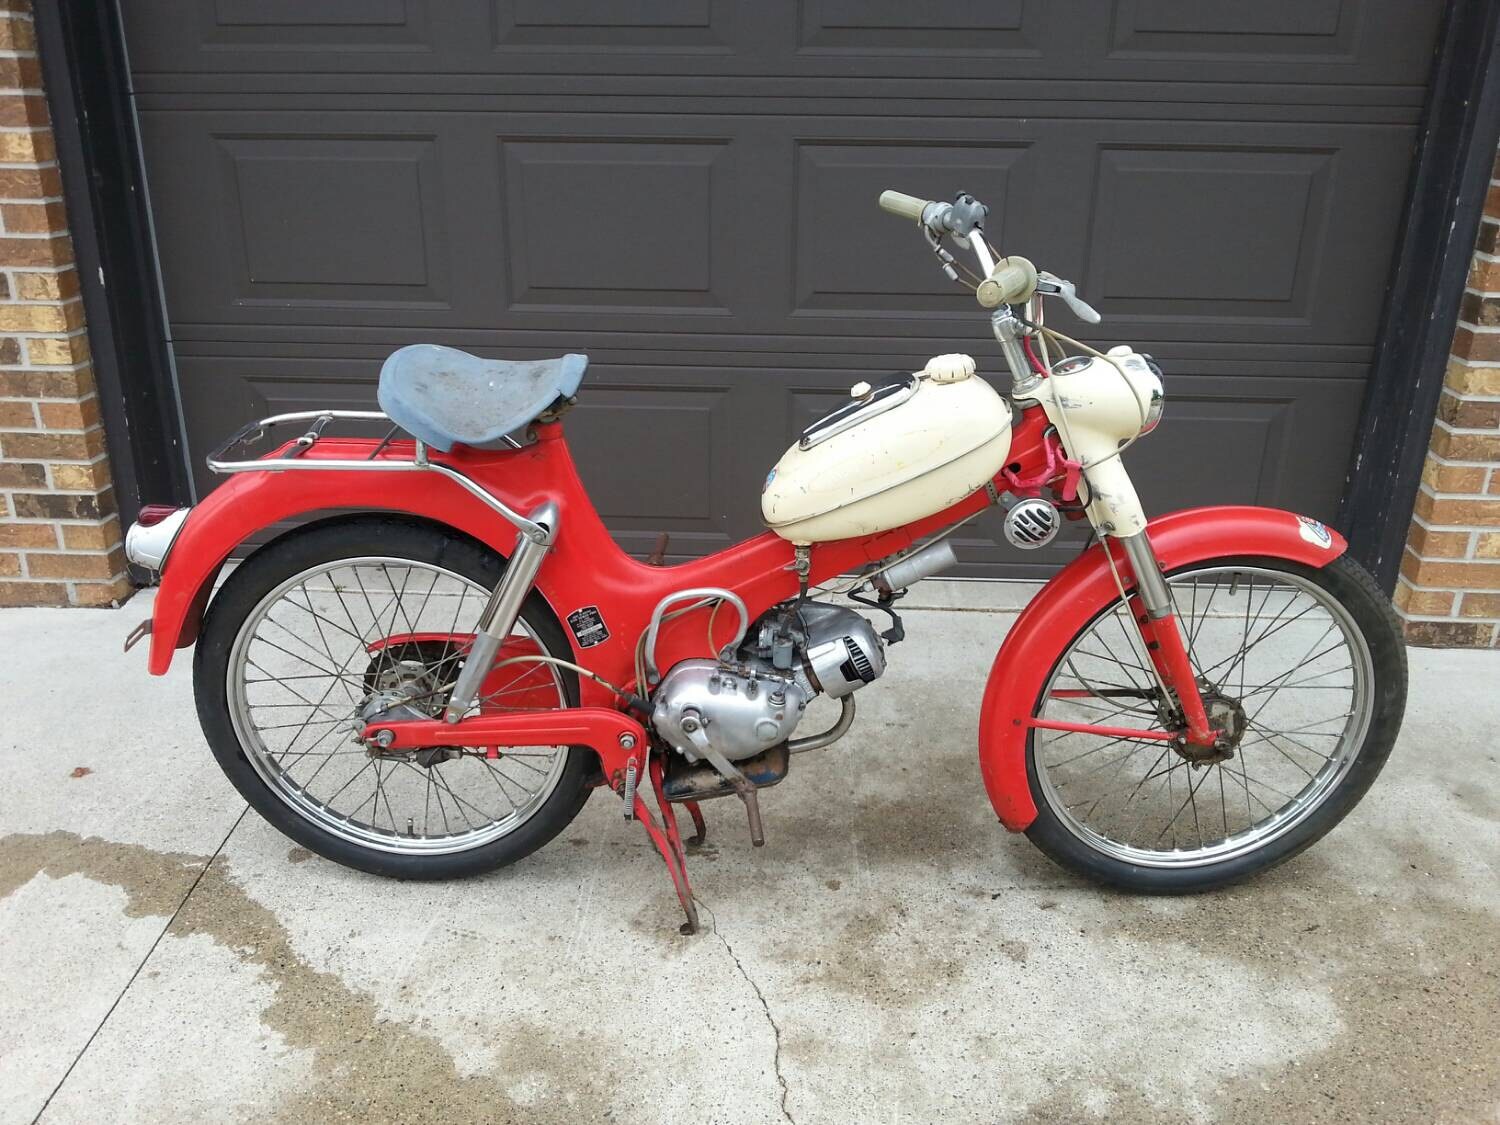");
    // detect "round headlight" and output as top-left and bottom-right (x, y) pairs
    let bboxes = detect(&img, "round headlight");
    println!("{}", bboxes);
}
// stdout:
(1140, 358), (1165, 434)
